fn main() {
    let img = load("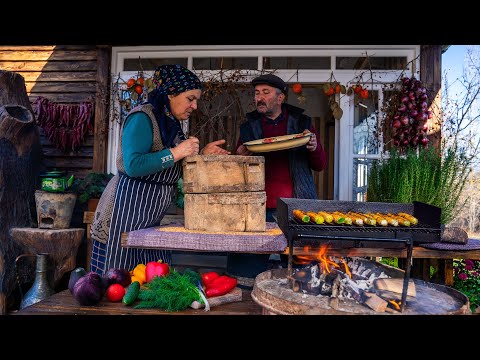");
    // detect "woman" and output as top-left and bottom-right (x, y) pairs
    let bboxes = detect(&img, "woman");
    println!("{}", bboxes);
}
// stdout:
(90, 64), (229, 275)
